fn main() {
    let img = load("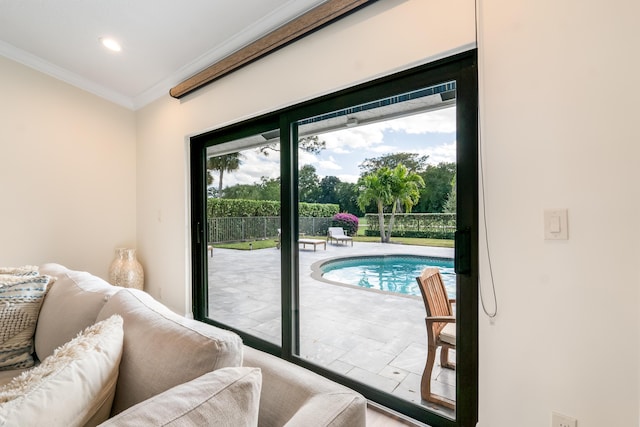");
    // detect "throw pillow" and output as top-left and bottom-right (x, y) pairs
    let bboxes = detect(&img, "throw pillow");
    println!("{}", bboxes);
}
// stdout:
(99, 367), (262, 427)
(0, 265), (39, 277)
(0, 315), (124, 427)
(0, 273), (53, 370)
(35, 264), (119, 362)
